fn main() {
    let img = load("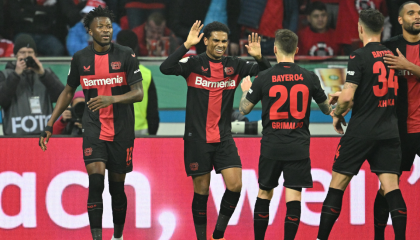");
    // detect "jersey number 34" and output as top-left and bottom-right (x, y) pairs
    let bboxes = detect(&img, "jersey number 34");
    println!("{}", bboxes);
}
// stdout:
(373, 61), (398, 97)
